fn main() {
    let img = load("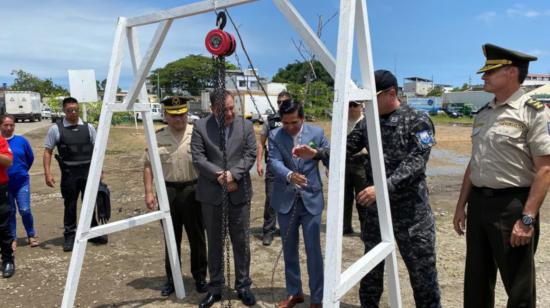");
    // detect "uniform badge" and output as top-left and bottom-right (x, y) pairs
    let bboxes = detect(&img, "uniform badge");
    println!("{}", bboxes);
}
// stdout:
(415, 130), (434, 146)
